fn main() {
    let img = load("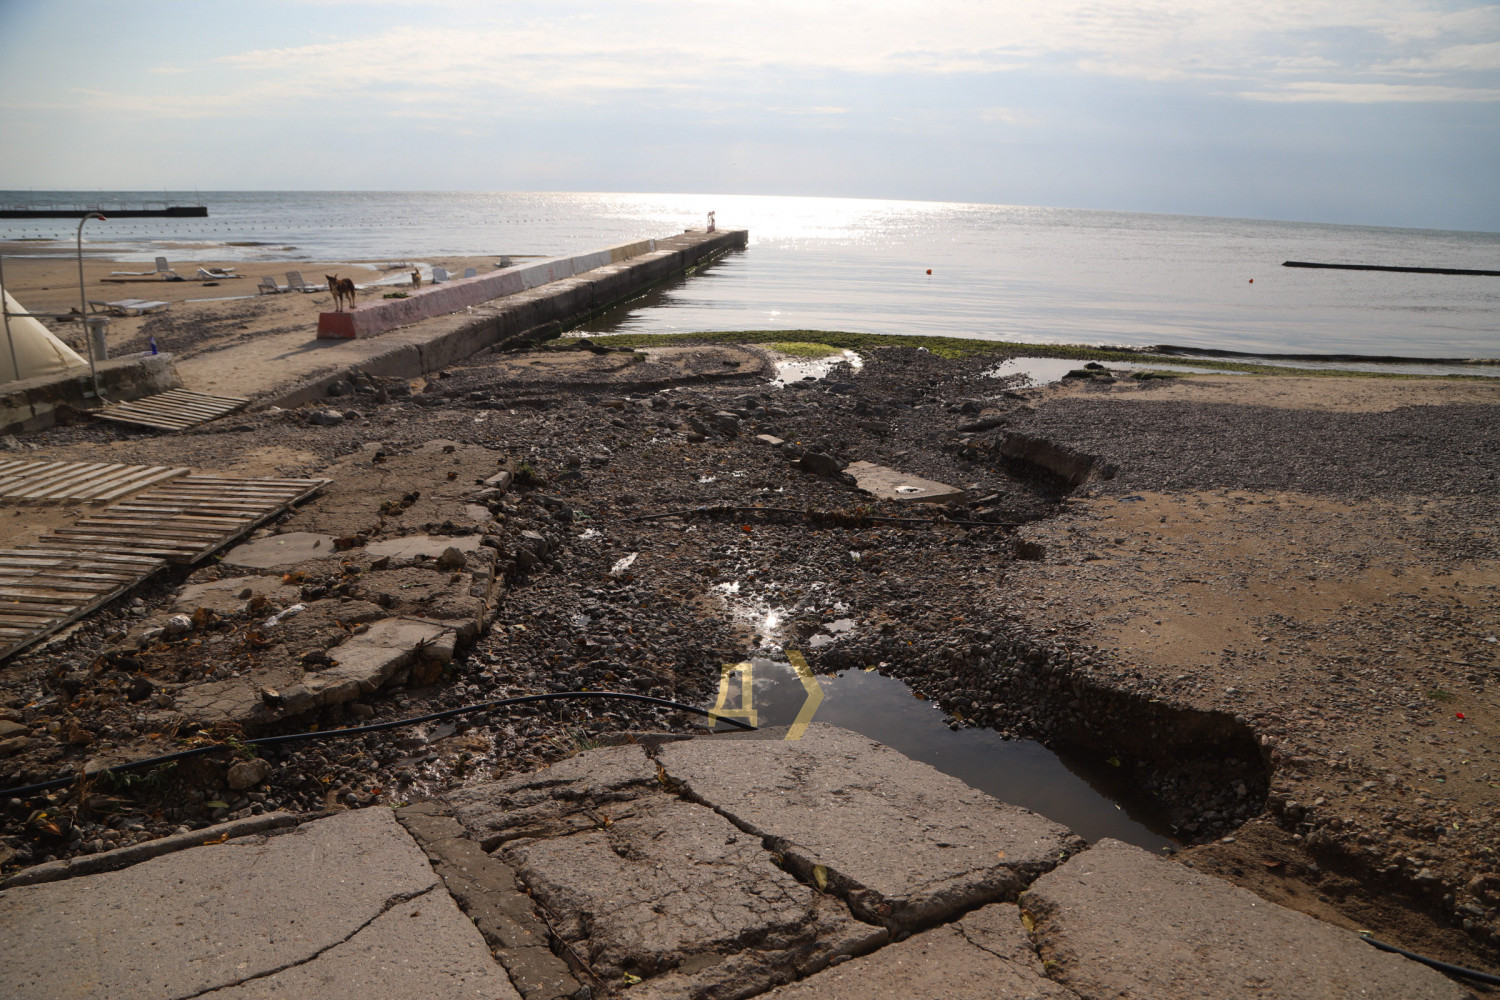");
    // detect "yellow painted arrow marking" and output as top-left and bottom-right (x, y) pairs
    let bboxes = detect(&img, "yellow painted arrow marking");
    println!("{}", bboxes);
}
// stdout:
(785, 649), (824, 741)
